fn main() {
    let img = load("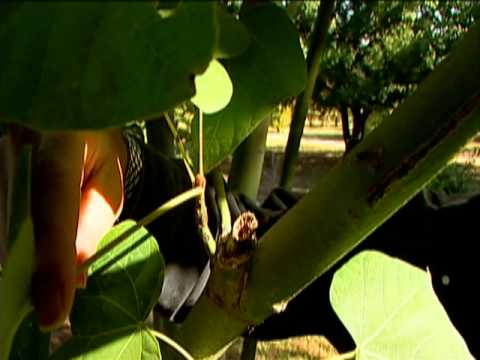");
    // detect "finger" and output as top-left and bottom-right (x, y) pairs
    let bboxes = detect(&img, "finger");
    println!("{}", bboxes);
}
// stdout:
(75, 184), (122, 265)
(75, 133), (125, 272)
(30, 133), (84, 330)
